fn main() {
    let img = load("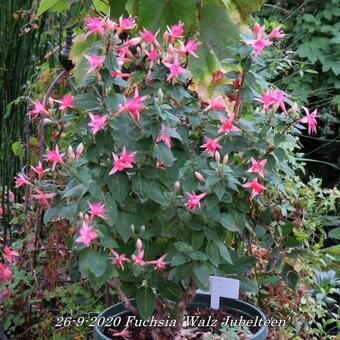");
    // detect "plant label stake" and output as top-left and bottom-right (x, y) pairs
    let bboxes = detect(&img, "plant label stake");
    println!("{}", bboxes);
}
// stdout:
(196, 276), (240, 310)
